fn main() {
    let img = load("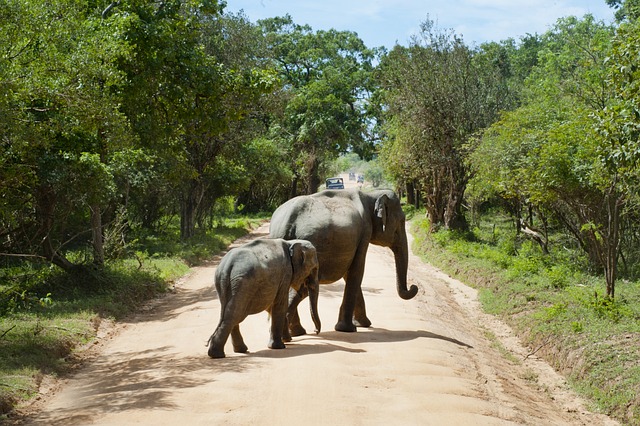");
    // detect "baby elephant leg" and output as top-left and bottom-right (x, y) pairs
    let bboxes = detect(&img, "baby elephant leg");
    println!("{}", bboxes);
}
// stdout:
(287, 287), (308, 337)
(208, 320), (233, 358)
(268, 291), (288, 350)
(282, 316), (292, 342)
